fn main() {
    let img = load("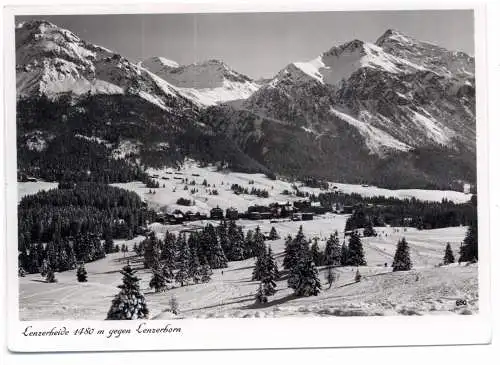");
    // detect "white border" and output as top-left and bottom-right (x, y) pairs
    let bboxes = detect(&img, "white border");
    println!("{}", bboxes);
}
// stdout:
(2, 0), (492, 353)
